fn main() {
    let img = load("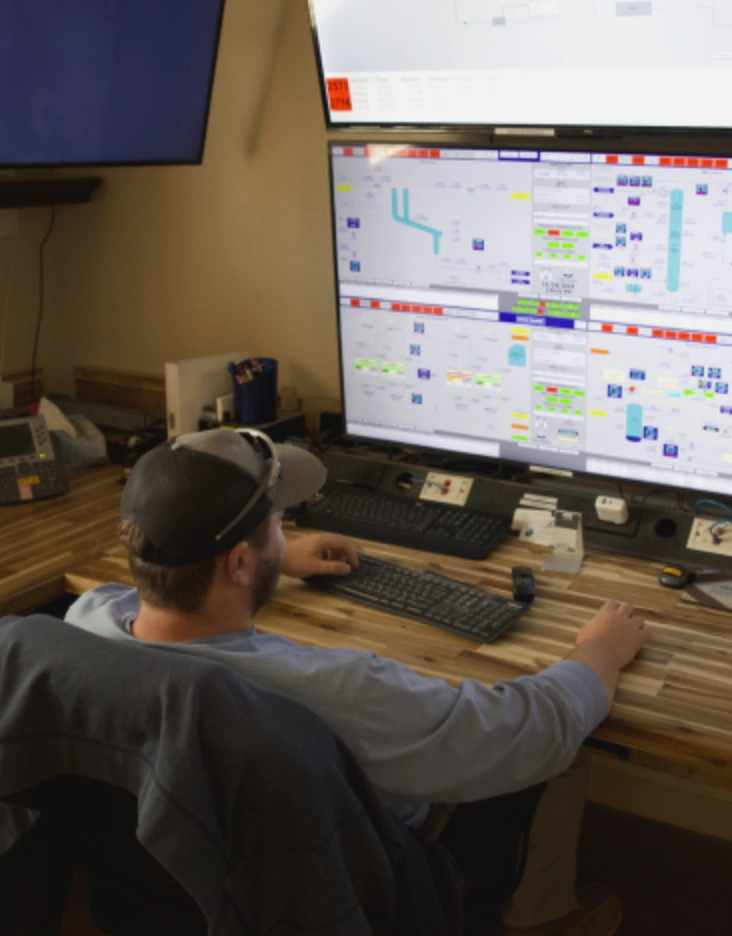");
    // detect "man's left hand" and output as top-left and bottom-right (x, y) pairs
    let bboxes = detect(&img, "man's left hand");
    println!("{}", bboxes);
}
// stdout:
(282, 533), (359, 579)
